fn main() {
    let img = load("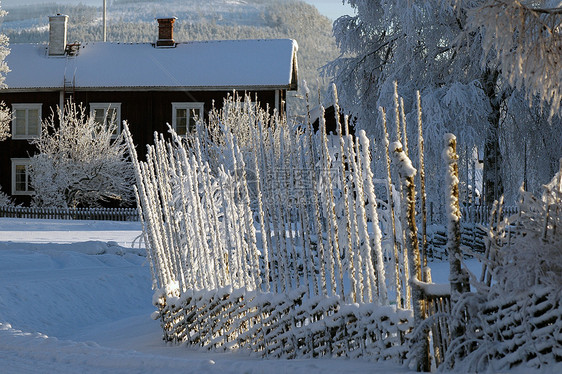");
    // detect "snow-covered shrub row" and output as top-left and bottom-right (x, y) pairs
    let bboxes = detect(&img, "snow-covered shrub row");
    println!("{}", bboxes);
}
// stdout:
(152, 285), (413, 361)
